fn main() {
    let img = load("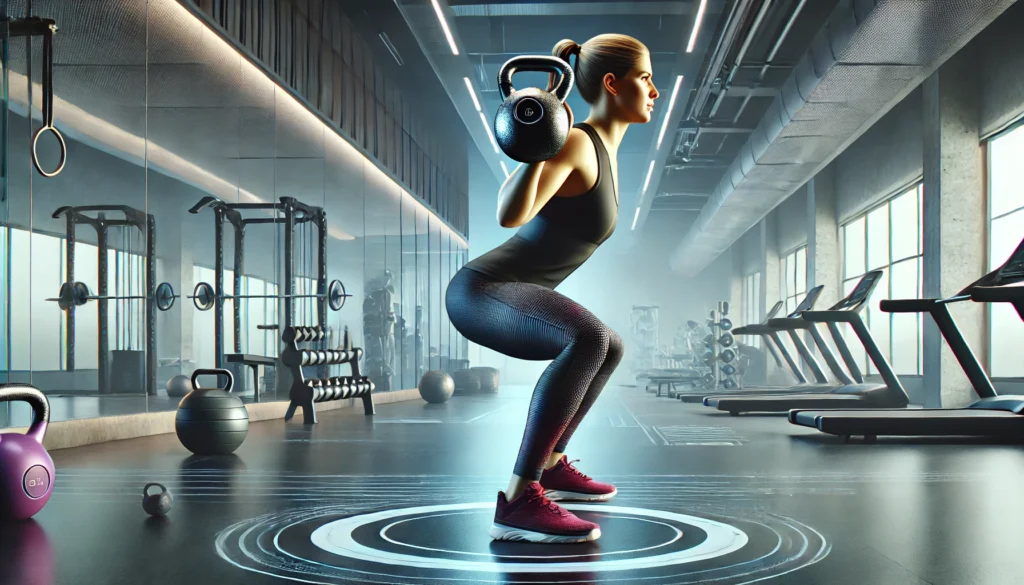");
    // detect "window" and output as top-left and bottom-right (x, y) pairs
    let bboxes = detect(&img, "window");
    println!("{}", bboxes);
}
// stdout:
(781, 247), (807, 315)
(841, 184), (923, 376)
(742, 271), (760, 348)
(988, 122), (1024, 377)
